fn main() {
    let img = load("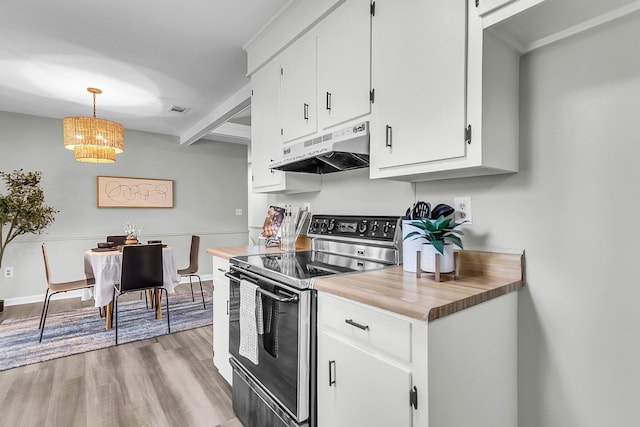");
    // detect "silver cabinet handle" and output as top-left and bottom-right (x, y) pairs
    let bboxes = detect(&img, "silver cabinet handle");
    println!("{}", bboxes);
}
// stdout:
(385, 125), (392, 147)
(217, 268), (227, 273)
(326, 92), (332, 110)
(226, 300), (229, 315)
(304, 103), (309, 120)
(329, 360), (336, 386)
(345, 318), (369, 330)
